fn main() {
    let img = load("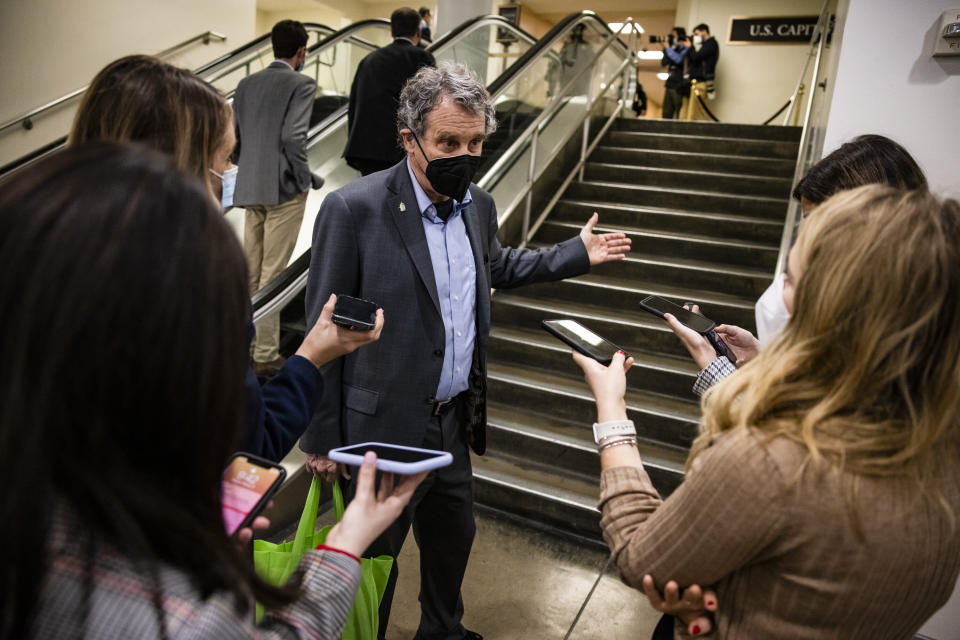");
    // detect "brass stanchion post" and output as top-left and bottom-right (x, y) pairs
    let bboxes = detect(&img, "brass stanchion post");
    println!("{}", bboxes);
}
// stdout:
(684, 79), (698, 120)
